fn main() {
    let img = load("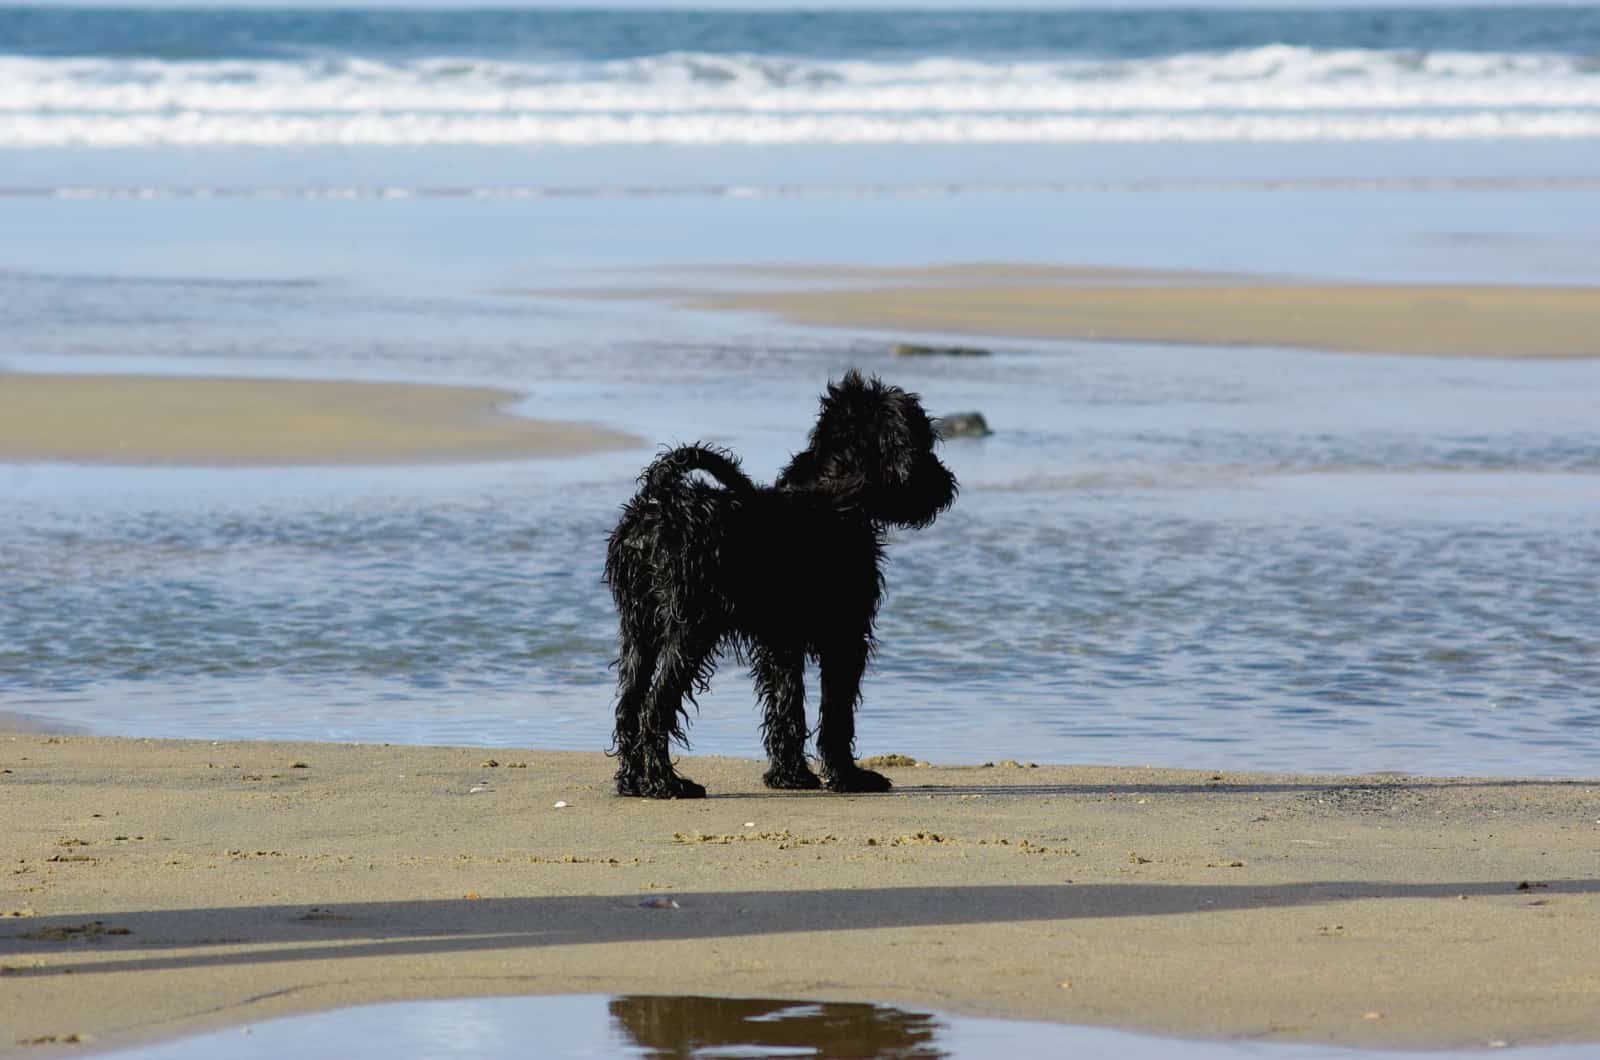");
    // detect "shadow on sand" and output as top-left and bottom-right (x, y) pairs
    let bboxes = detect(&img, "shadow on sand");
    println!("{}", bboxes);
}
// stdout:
(5, 877), (1593, 978)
